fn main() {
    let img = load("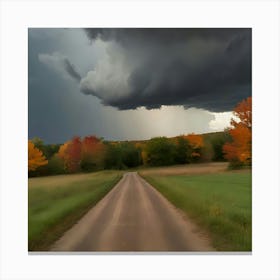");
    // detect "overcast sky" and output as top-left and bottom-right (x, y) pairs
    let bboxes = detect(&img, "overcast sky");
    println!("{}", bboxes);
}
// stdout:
(28, 28), (251, 144)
